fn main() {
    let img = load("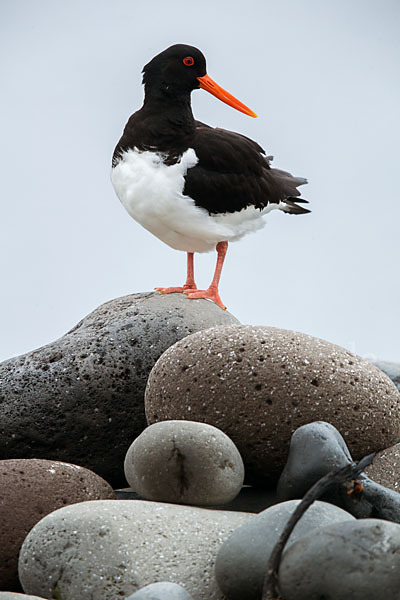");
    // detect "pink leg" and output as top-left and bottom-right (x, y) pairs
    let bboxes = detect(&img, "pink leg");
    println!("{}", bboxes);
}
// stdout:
(185, 241), (228, 310)
(156, 252), (198, 294)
